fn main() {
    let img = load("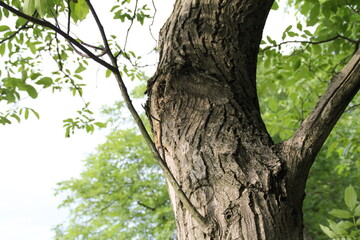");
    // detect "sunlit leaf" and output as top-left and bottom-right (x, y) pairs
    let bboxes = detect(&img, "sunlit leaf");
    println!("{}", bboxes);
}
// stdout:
(345, 185), (357, 211)
(329, 209), (352, 219)
(272, 1), (279, 10)
(320, 224), (336, 238)
(70, 0), (90, 23)
(36, 77), (53, 88)
(23, 0), (35, 15)
(25, 85), (38, 99)
(0, 25), (10, 32)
